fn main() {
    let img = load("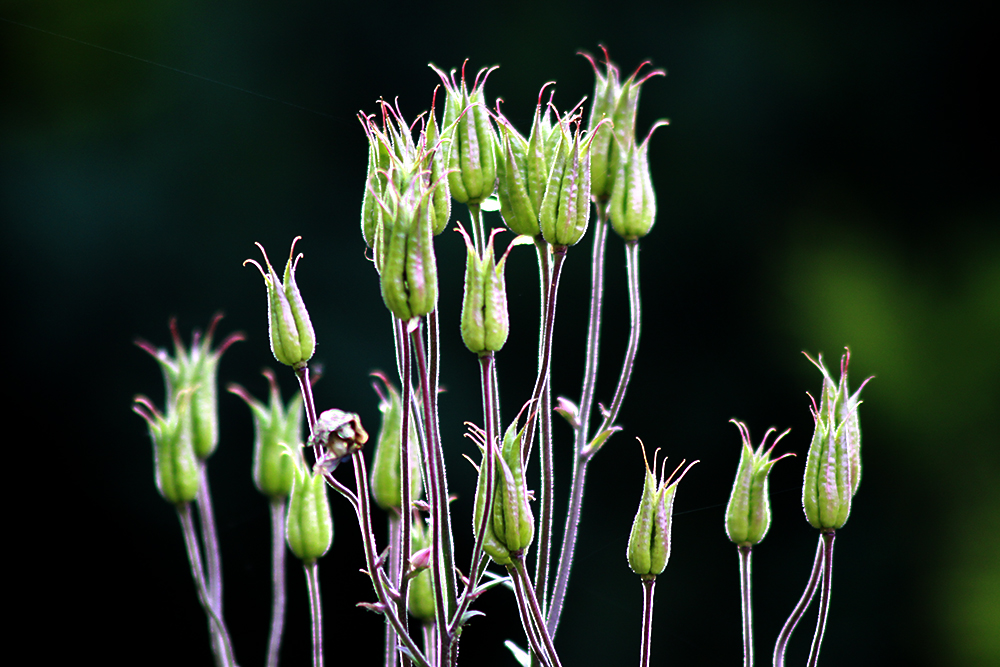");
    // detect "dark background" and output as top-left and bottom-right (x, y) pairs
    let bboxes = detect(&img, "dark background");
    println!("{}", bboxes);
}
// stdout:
(2, 1), (996, 665)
